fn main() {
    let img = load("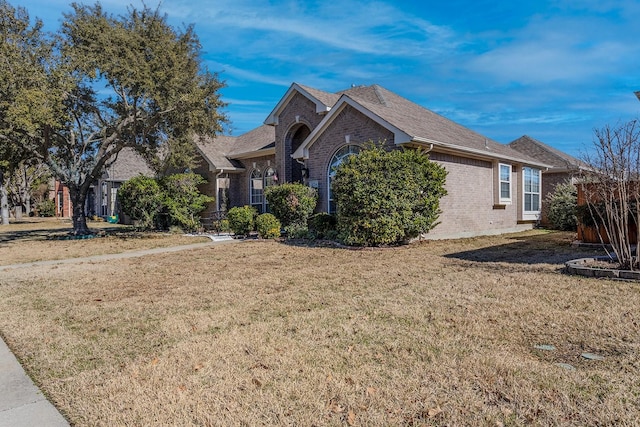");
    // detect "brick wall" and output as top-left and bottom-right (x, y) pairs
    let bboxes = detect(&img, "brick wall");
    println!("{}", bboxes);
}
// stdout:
(426, 152), (530, 239)
(275, 93), (325, 183)
(305, 105), (394, 211)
